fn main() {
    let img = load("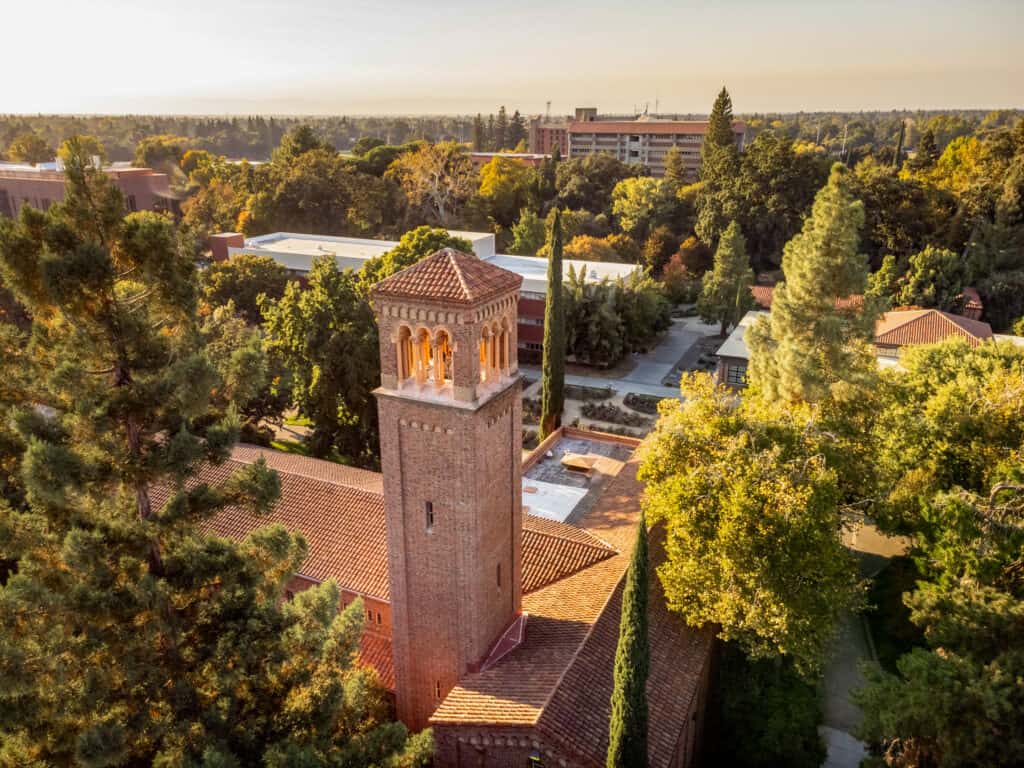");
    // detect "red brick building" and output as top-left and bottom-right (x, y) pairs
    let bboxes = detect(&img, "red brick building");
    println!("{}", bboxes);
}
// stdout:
(185, 249), (712, 765)
(0, 162), (174, 219)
